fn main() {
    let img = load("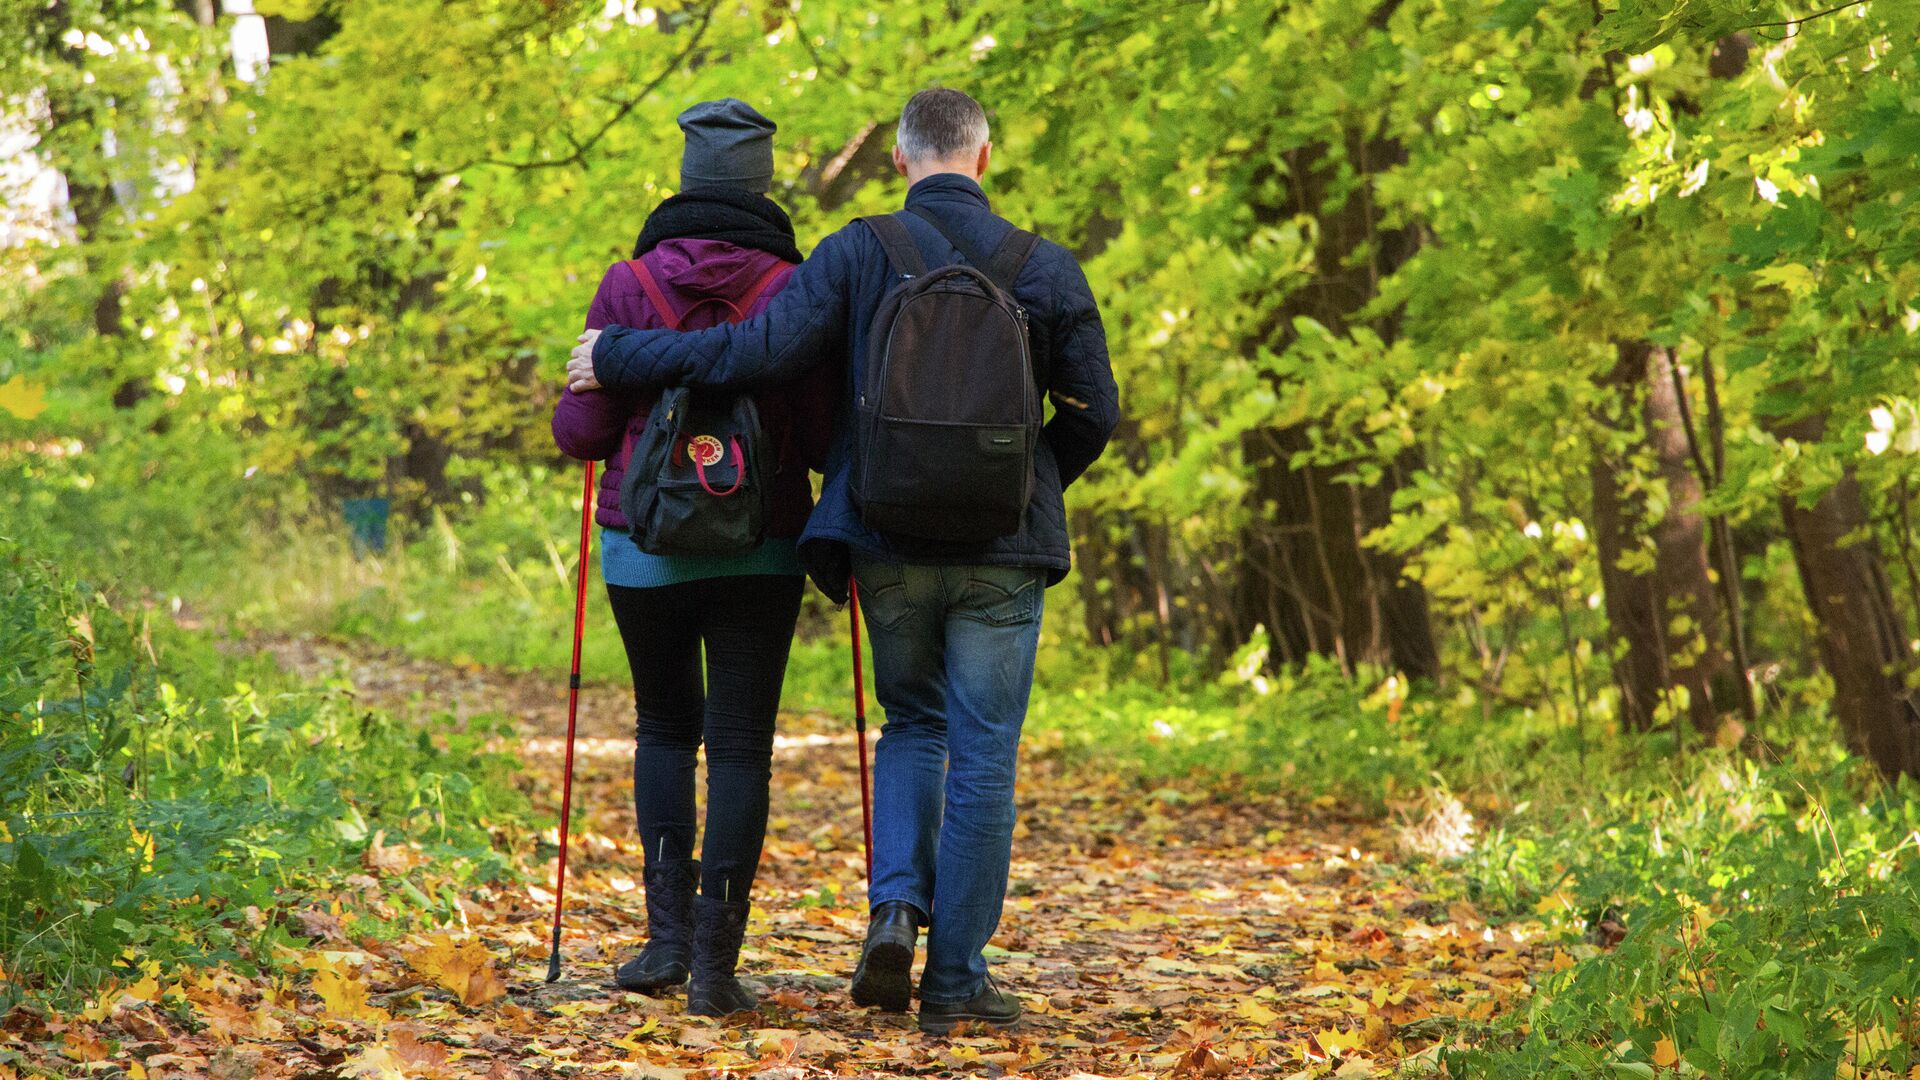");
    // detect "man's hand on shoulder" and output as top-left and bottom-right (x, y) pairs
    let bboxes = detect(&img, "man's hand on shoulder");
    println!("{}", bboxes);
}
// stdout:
(568, 330), (602, 392)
